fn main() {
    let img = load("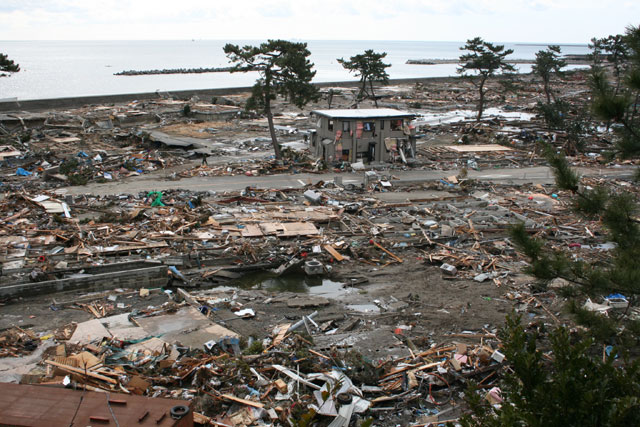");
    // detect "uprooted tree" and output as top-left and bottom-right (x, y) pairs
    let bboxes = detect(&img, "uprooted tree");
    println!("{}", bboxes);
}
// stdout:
(223, 40), (318, 159)
(0, 53), (20, 77)
(457, 37), (515, 120)
(337, 50), (390, 108)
